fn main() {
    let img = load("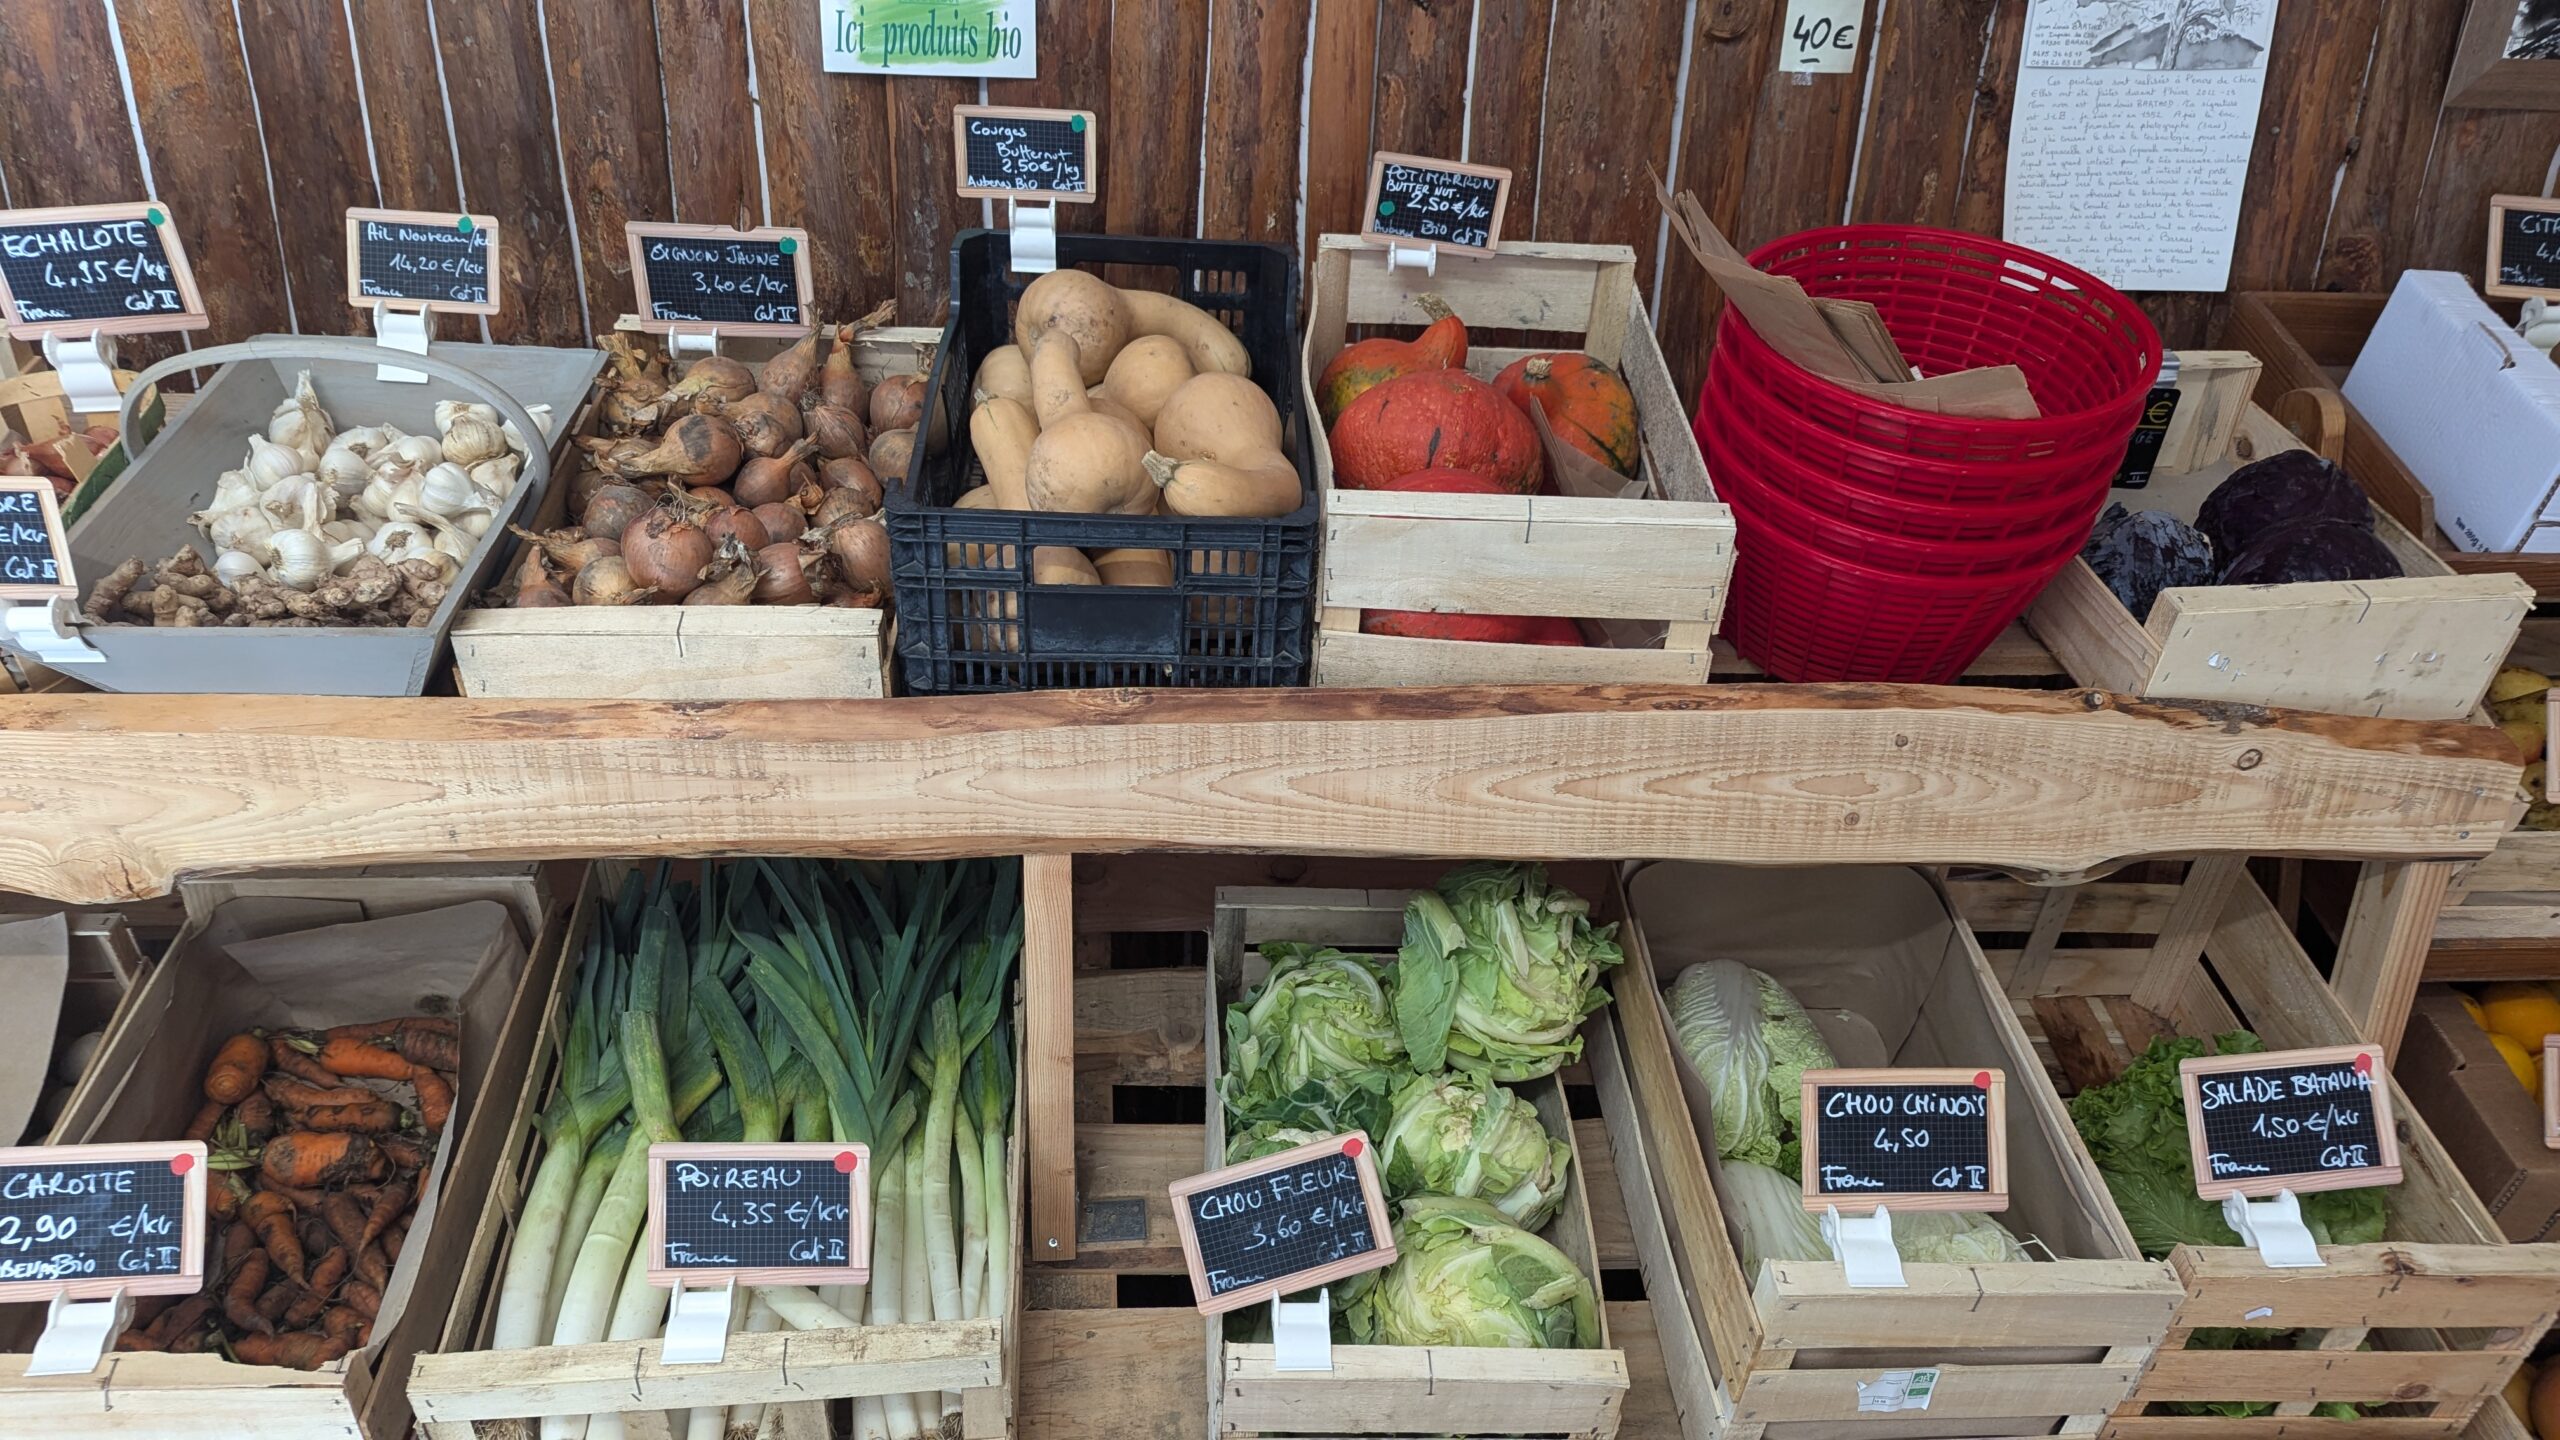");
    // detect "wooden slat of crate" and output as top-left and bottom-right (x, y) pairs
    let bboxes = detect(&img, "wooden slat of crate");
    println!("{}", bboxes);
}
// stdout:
(2133, 1345), (2518, 1407)
(1751, 1263), (2191, 1350)
(1735, 1361), (2146, 1427)
(2171, 1245), (2560, 1330)
(2431, 831), (2560, 980)
(0, 1353), (368, 1438)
